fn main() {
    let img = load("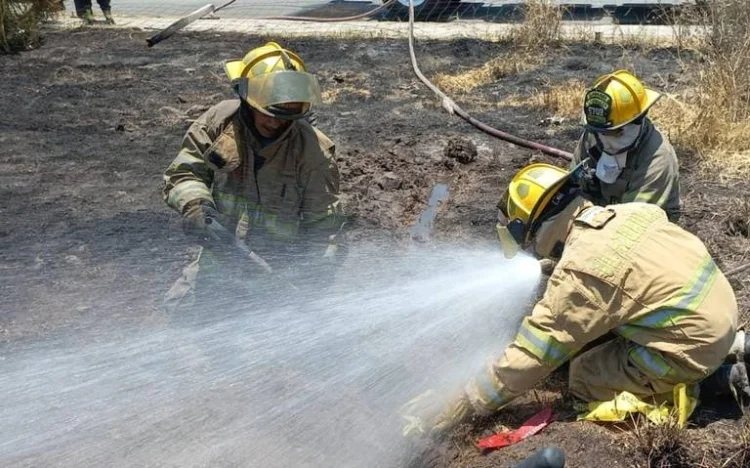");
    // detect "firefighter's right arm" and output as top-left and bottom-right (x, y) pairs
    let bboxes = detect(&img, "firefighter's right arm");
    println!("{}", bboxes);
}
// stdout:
(163, 116), (218, 214)
(464, 269), (622, 414)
